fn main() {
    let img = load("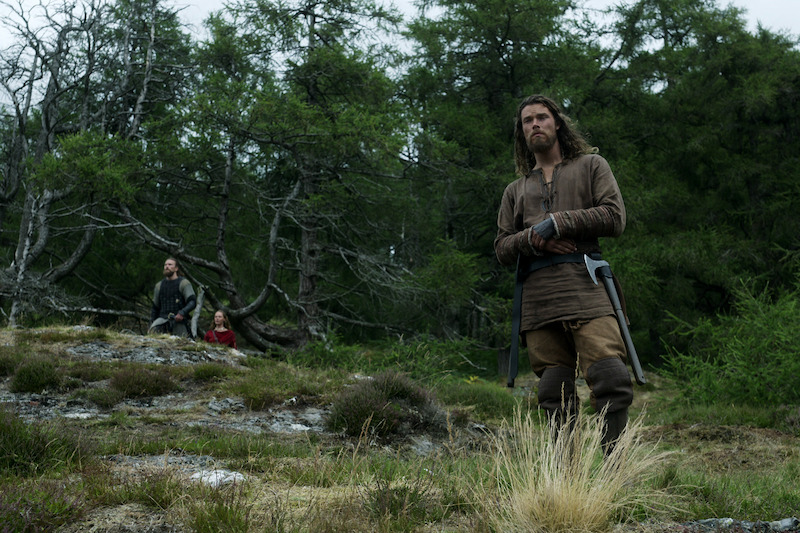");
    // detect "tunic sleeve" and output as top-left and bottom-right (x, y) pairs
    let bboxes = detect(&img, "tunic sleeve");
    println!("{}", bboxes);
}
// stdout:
(550, 155), (626, 240)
